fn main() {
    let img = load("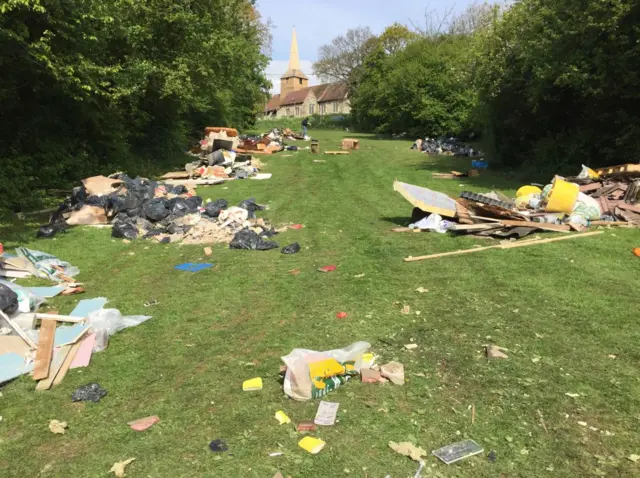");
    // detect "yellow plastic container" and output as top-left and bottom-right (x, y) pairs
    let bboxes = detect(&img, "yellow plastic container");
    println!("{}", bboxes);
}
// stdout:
(545, 178), (579, 213)
(516, 185), (542, 198)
